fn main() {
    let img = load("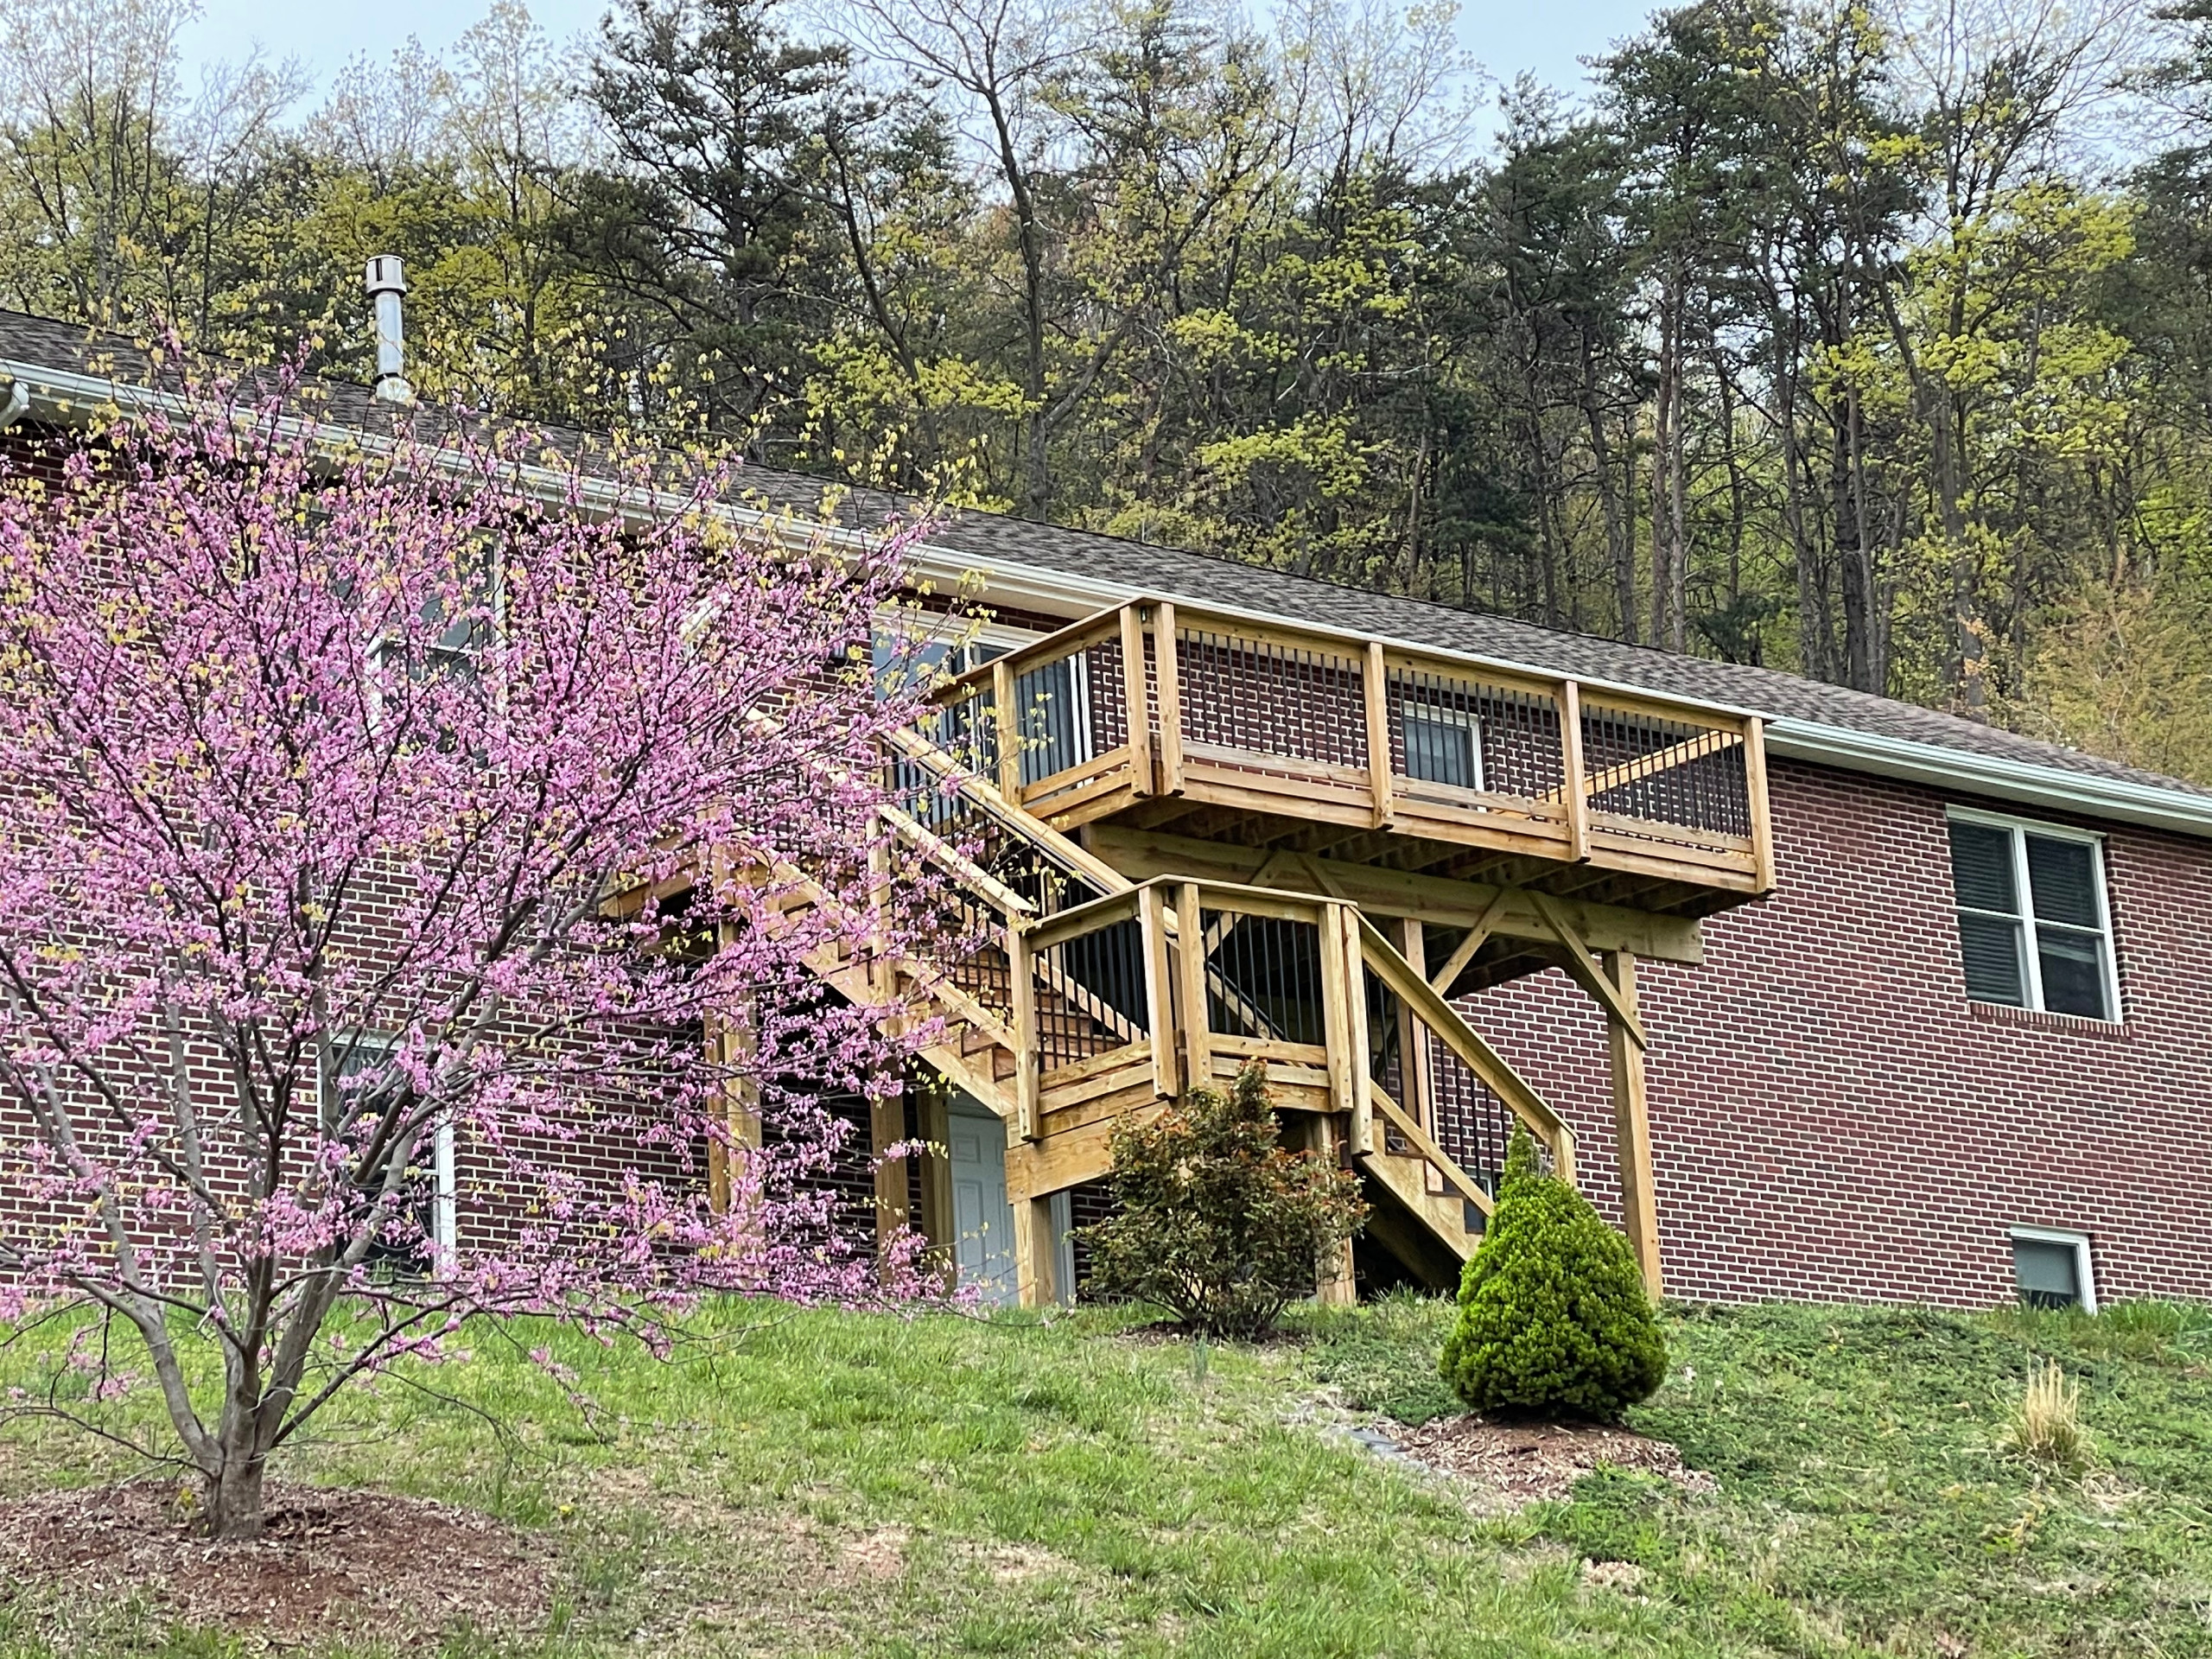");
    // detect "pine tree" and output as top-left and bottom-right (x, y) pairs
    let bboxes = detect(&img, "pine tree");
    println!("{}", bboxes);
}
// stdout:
(1438, 1125), (1667, 1421)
